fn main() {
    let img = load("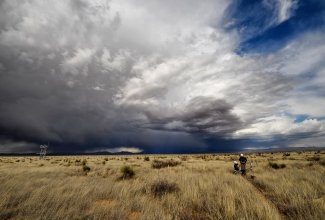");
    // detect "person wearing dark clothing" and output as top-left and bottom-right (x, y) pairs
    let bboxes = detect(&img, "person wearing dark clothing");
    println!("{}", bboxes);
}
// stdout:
(239, 154), (247, 175)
